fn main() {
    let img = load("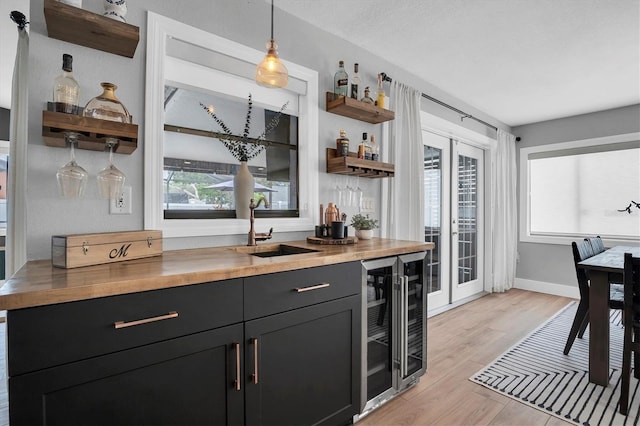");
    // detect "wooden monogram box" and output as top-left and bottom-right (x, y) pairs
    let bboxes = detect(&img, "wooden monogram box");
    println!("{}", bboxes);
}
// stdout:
(52, 230), (163, 269)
